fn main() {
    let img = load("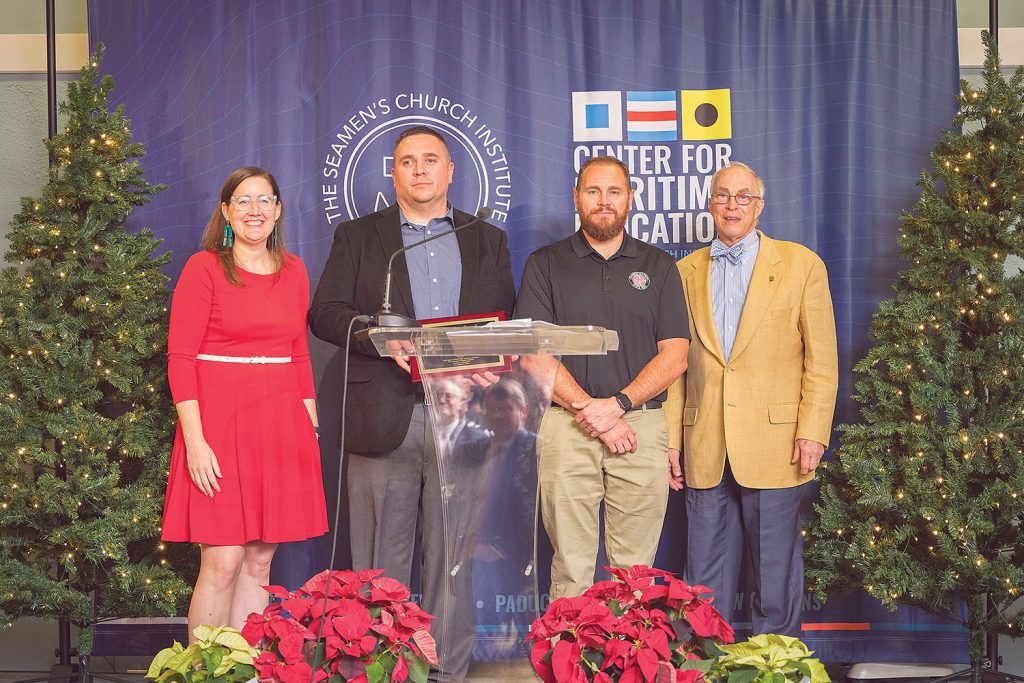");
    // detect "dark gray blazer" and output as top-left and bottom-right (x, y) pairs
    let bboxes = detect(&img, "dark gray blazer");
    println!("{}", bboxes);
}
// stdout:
(308, 203), (516, 454)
